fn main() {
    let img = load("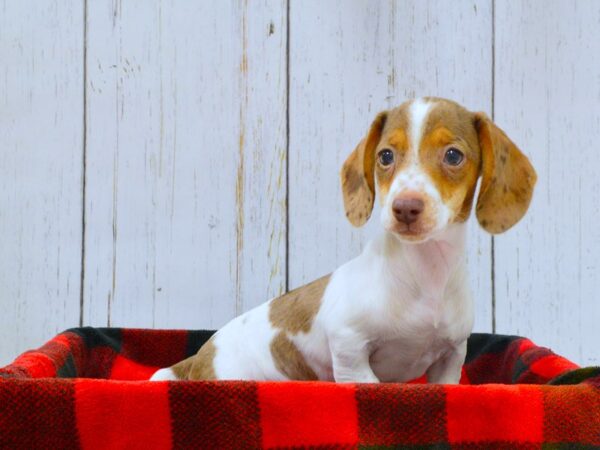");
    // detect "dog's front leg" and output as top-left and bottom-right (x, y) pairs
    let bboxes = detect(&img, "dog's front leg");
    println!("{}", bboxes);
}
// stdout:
(426, 340), (467, 384)
(329, 330), (379, 383)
